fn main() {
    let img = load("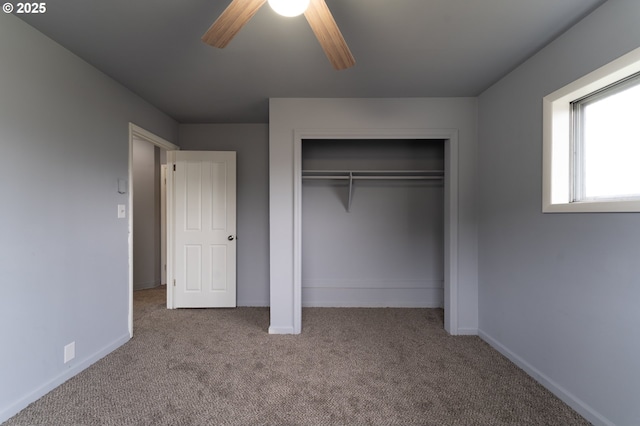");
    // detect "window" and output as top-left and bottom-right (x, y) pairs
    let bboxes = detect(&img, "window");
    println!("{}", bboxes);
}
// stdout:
(572, 73), (640, 201)
(543, 46), (640, 212)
